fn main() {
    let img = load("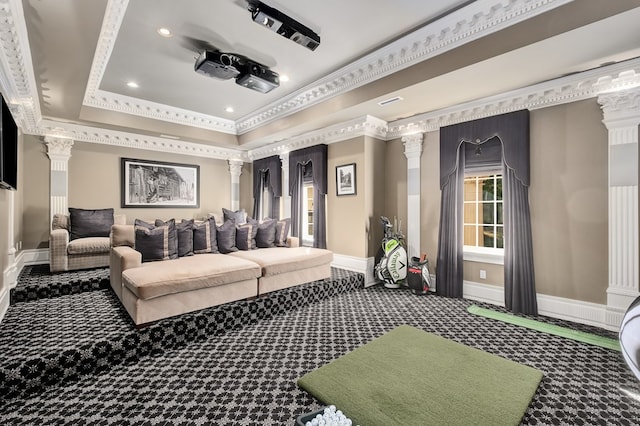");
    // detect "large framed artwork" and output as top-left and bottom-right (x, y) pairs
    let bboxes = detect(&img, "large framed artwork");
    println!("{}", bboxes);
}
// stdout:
(121, 158), (200, 208)
(336, 163), (356, 196)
